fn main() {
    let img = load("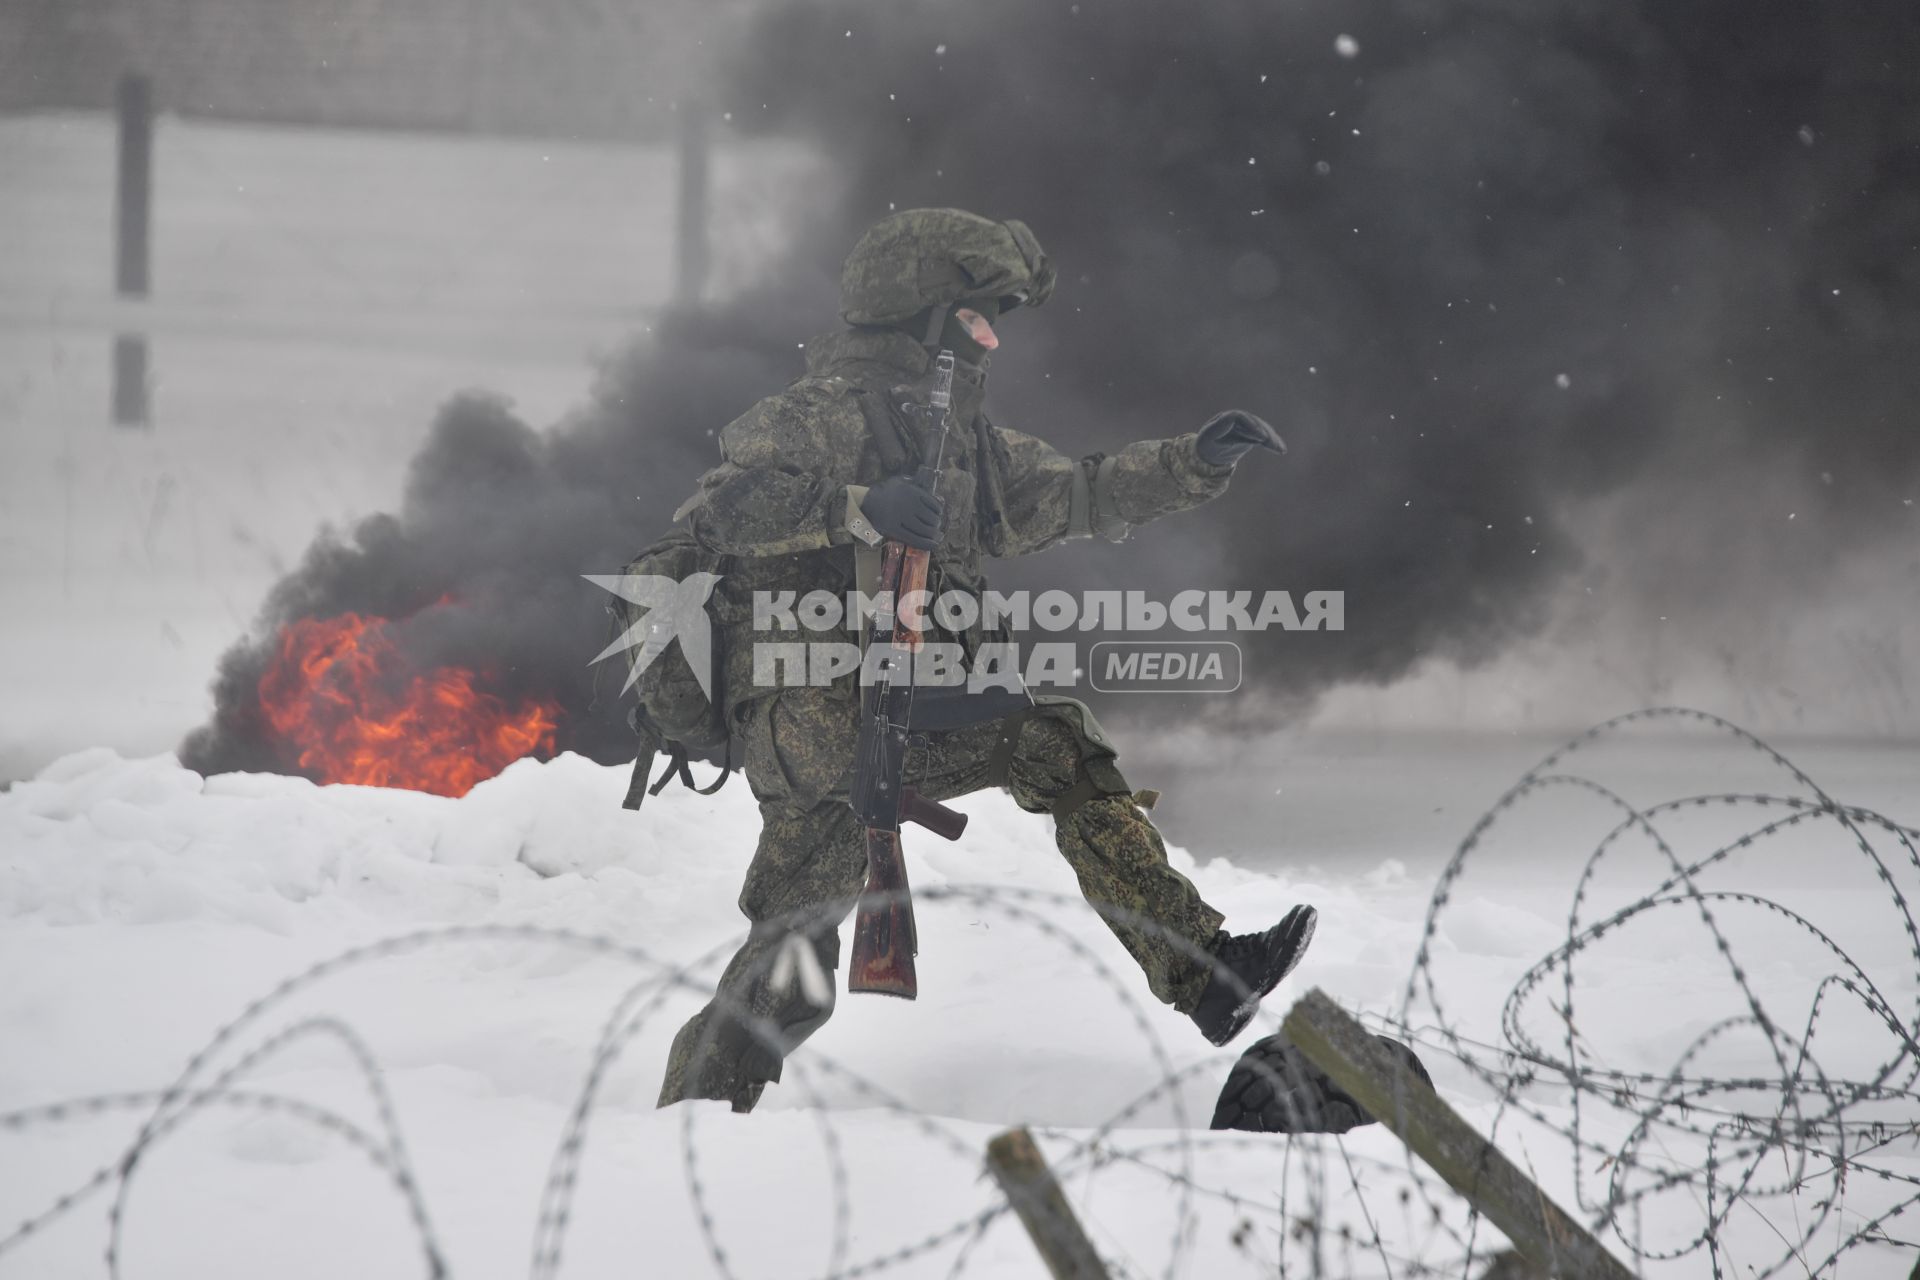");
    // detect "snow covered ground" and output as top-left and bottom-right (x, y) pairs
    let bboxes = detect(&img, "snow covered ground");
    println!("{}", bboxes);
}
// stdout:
(3, 719), (1916, 1277)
